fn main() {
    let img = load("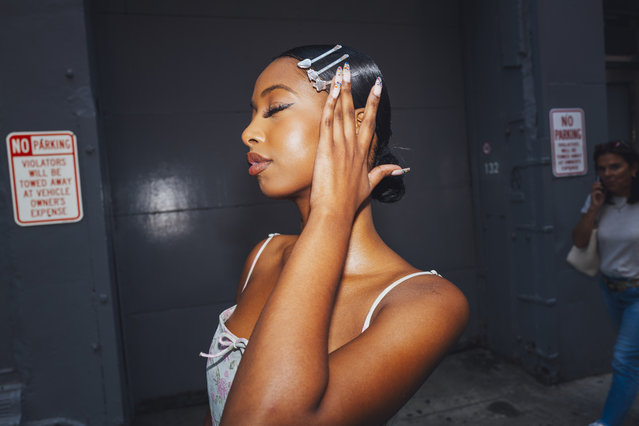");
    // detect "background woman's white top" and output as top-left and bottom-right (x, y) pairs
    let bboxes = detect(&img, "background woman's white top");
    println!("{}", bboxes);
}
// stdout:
(581, 195), (639, 279)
